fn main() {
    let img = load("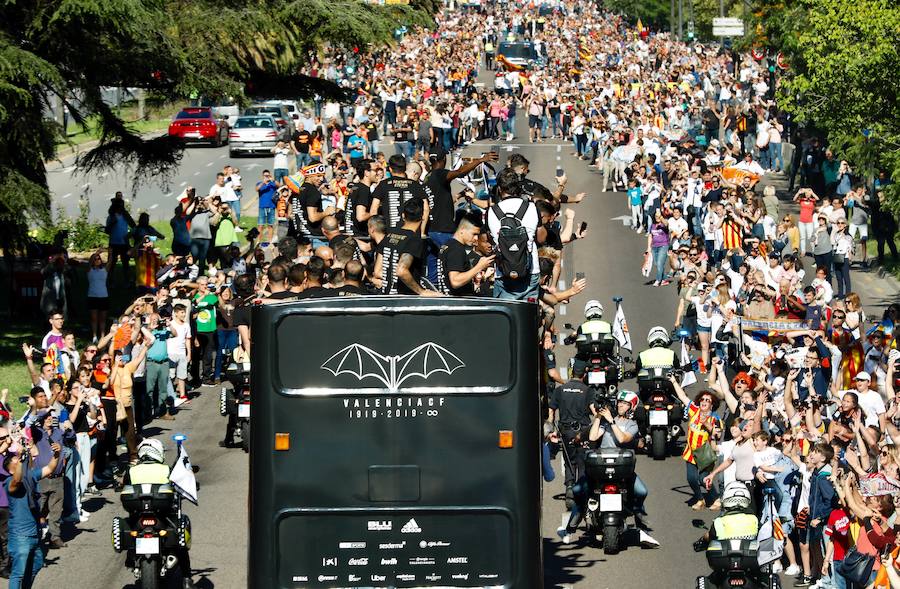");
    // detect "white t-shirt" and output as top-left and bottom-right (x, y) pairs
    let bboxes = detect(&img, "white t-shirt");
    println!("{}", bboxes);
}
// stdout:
(754, 447), (782, 480)
(854, 389), (886, 428)
(166, 321), (192, 358)
(486, 197), (540, 278)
